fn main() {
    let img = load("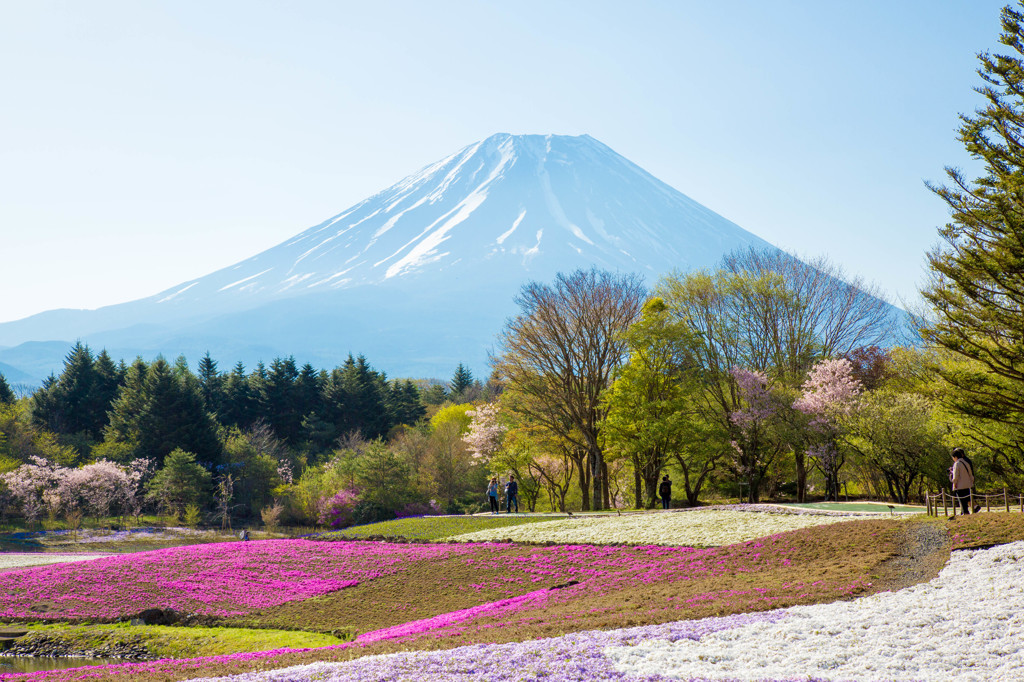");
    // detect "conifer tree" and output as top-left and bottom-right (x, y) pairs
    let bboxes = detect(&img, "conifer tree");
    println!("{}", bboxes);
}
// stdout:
(388, 379), (426, 426)
(266, 357), (301, 443)
(197, 352), (226, 417)
(31, 342), (112, 440)
(922, 4), (1024, 472)
(0, 372), (14, 404)
(107, 357), (221, 466)
(322, 354), (391, 440)
(221, 362), (254, 428)
(449, 363), (474, 396)
(295, 363), (324, 421)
